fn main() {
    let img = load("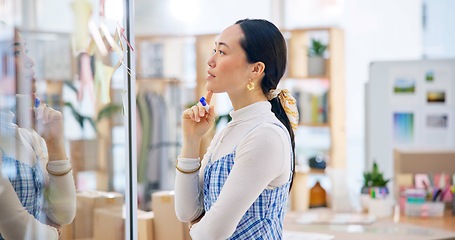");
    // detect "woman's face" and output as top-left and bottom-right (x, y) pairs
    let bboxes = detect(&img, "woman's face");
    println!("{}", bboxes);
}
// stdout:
(14, 31), (36, 95)
(0, 31), (35, 110)
(206, 24), (251, 94)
